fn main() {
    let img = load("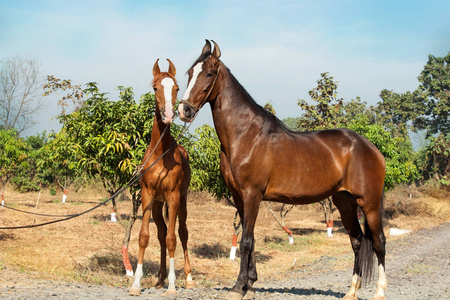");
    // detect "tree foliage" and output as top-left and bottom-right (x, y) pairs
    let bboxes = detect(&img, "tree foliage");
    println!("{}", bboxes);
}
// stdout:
(414, 53), (450, 137)
(0, 129), (28, 190)
(185, 124), (230, 200)
(58, 83), (155, 197)
(297, 72), (344, 130)
(376, 89), (417, 137)
(43, 75), (84, 116)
